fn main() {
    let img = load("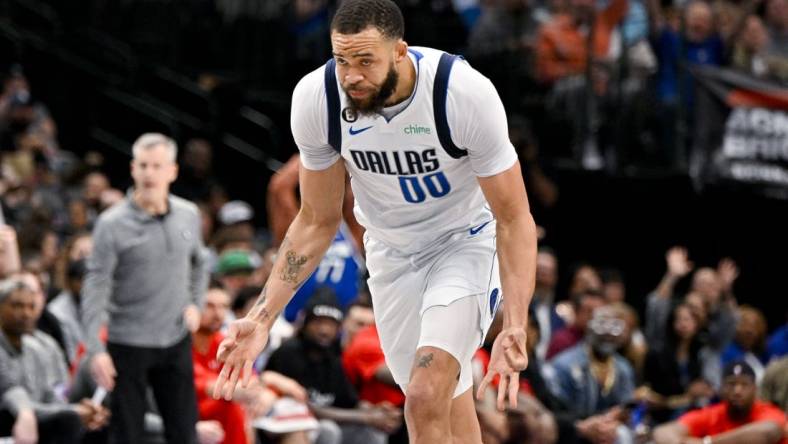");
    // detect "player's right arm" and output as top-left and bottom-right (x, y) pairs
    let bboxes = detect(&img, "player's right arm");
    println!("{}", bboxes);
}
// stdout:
(214, 69), (346, 400)
(213, 159), (346, 400)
